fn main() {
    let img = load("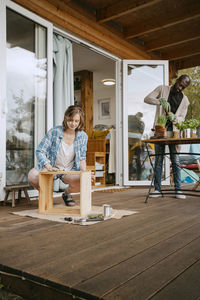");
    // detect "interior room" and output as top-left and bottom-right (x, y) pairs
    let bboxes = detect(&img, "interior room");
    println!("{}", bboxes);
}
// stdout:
(72, 42), (116, 187)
